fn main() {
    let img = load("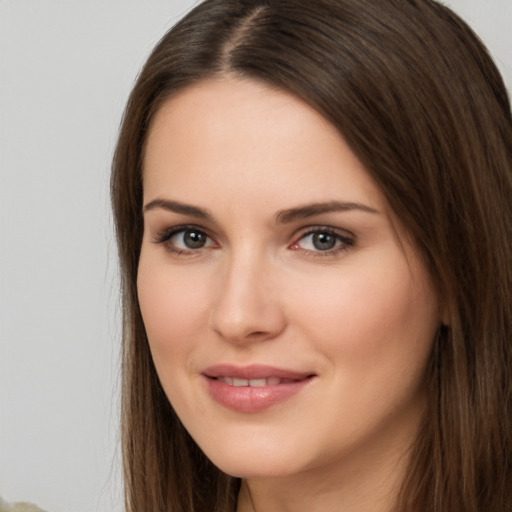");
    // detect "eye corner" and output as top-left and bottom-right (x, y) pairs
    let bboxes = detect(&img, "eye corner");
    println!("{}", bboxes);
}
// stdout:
(289, 226), (355, 258)
(150, 224), (218, 257)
